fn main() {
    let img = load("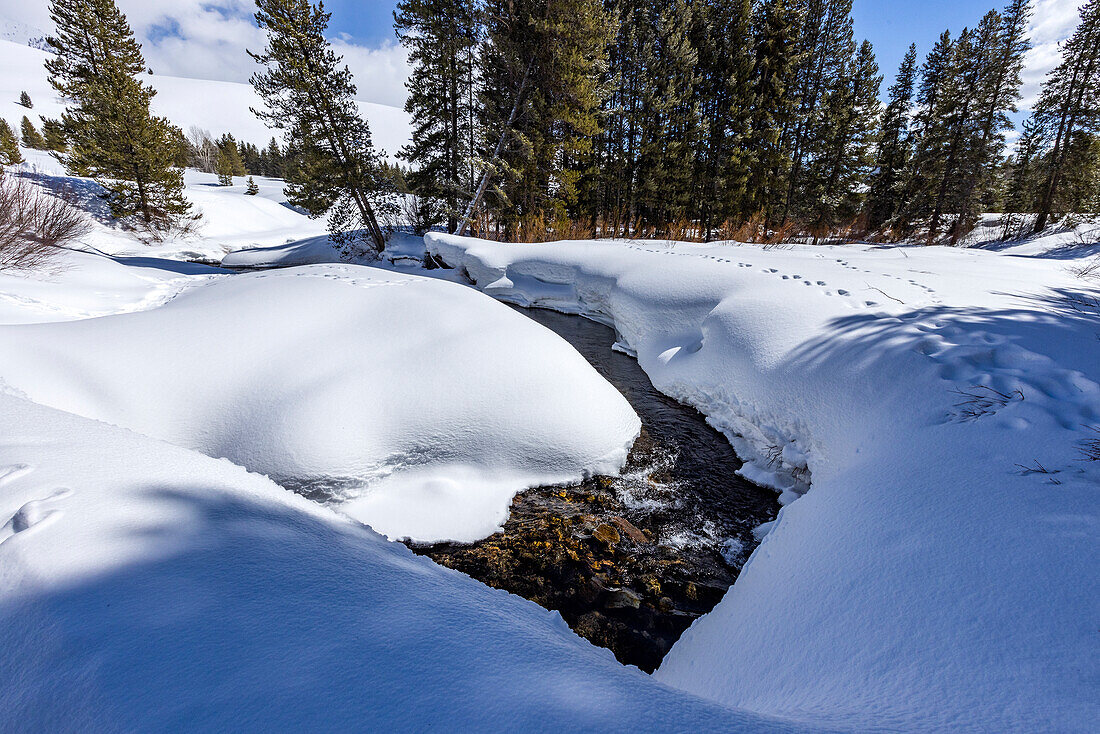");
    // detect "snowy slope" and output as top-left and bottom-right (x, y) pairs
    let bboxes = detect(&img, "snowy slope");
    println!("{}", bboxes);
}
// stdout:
(9, 147), (329, 262)
(426, 232), (1100, 731)
(0, 392), (810, 732)
(0, 40), (411, 157)
(0, 254), (639, 543)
